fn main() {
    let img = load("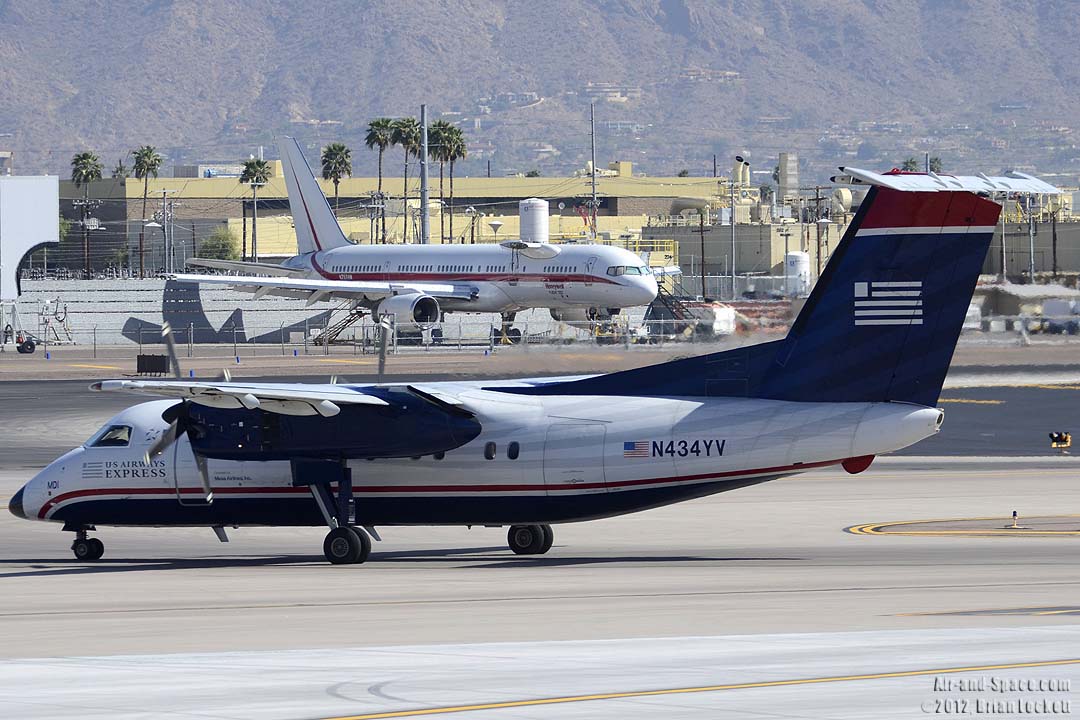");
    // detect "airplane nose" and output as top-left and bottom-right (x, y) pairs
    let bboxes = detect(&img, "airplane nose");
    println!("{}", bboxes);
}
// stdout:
(8, 486), (26, 519)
